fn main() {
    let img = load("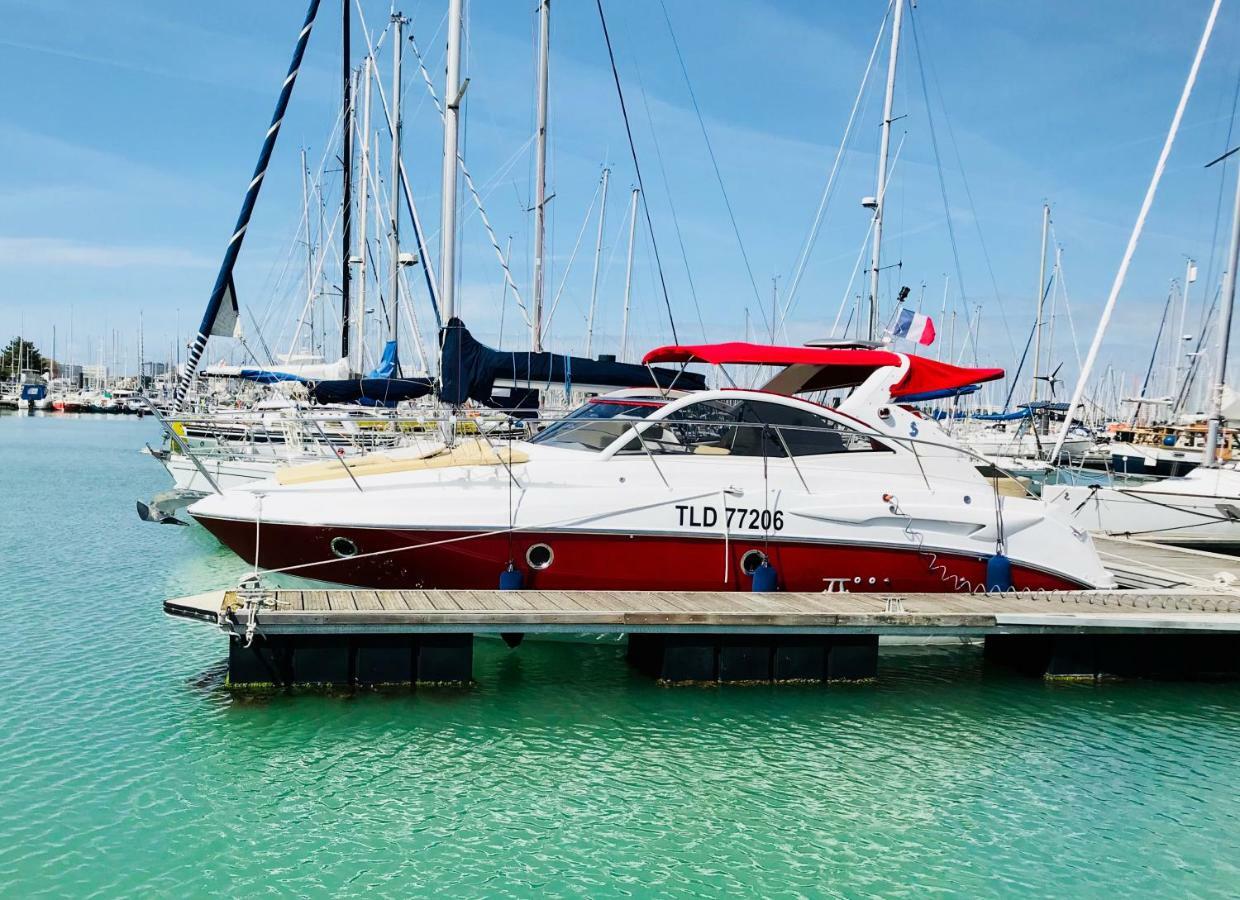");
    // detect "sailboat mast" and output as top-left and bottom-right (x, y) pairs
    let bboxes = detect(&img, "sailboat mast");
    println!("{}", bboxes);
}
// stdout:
(354, 56), (372, 373)
(1203, 162), (1240, 467)
(585, 166), (610, 358)
(387, 12), (405, 351)
(620, 187), (639, 363)
(300, 148), (314, 345)
(340, 0), (353, 366)
(937, 274), (949, 361)
(531, 0), (551, 352)
(866, 0), (903, 341)
(439, 0), (464, 323)
(1175, 257), (1196, 409)
(1031, 202), (1050, 405)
